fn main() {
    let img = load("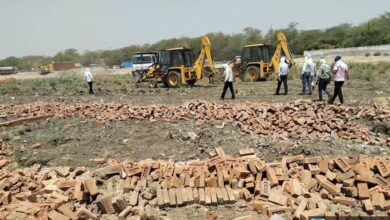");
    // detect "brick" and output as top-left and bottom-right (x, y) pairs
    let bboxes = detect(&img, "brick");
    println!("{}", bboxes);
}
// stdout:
(97, 195), (115, 214)
(118, 207), (132, 220)
(372, 193), (385, 210)
(303, 156), (321, 164)
(215, 147), (226, 158)
(341, 187), (358, 198)
(221, 187), (229, 204)
(73, 180), (87, 201)
(335, 170), (355, 182)
(112, 196), (127, 213)
(325, 170), (336, 181)
(290, 179), (302, 196)
(334, 157), (351, 173)
(156, 188), (164, 207)
(286, 155), (304, 163)
(362, 199), (374, 214)
(176, 188), (183, 206)
(210, 187), (218, 204)
(375, 160), (390, 178)
(357, 183), (369, 199)
(268, 190), (288, 206)
(47, 210), (70, 220)
(260, 180), (270, 198)
(317, 175), (340, 196)
(225, 186), (236, 203)
(162, 188), (170, 206)
(355, 174), (378, 185)
(185, 187), (194, 204)
(205, 187), (212, 205)
(239, 148), (255, 156)
(130, 191), (139, 206)
(266, 166), (279, 187)
(58, 204), (77, 220)
(266, 206), (289, 217)
(193, 188), (200, 203)
(319, 156), (330, 174)
(294, 199), (307, 219)
(76, 208), (97, 220)
(199, 188), (205, 205)
(334, 196), (357, 206)
(215, 188), (224, 204)
(168, 188), (176, 206)
(84, 178), (99, 196)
